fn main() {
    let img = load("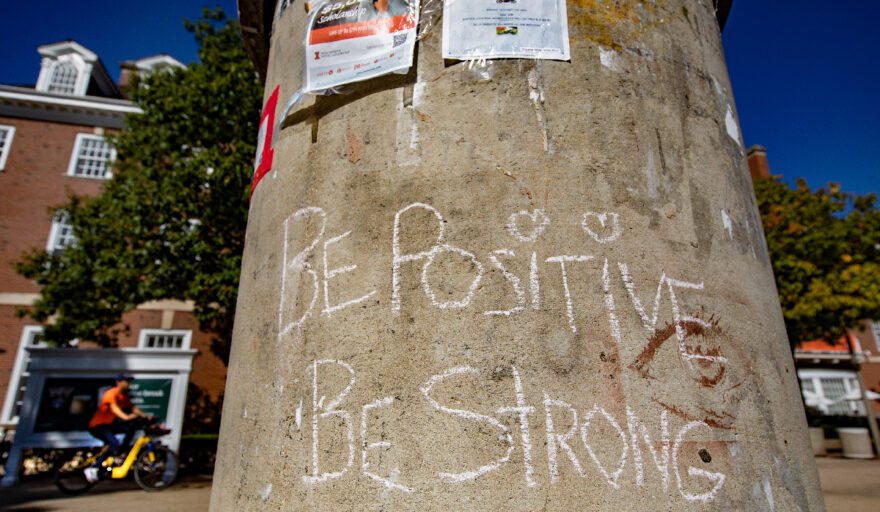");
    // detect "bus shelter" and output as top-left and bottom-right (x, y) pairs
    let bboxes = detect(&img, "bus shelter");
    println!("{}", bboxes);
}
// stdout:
(1, 347), (195, 486)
